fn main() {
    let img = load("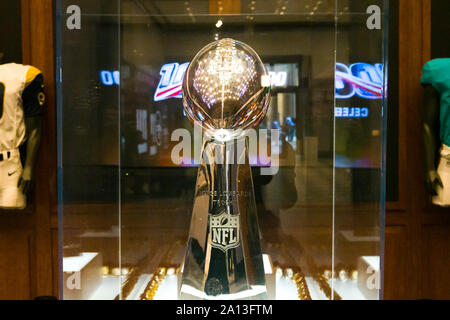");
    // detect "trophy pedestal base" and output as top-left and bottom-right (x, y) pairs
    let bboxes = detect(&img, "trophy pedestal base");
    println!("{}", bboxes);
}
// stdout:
(178, 254), (275, 300)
